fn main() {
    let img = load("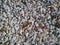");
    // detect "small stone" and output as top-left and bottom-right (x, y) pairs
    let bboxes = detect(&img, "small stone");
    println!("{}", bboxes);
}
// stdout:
(0, 42), (2, 44)
(58, 37), (60, 41)
(0, 26), (7, 32)
(4, 40), (10, 45)
(55, 22), (60, 28)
